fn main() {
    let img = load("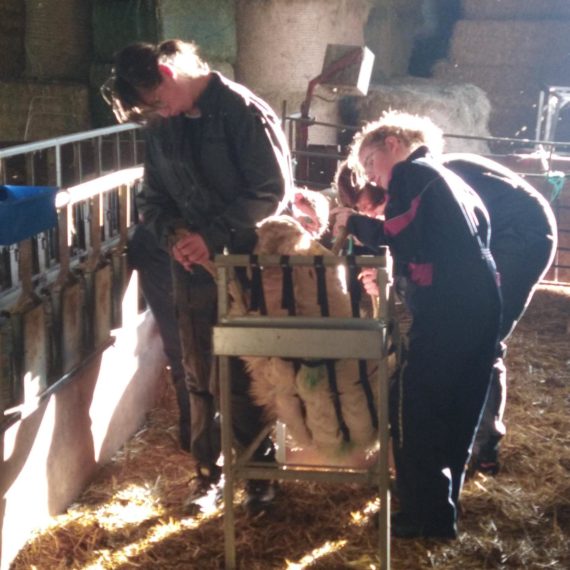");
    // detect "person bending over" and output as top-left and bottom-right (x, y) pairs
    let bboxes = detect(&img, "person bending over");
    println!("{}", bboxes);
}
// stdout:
(442, 153), (557, 474)
(346, 110), (501, 539)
